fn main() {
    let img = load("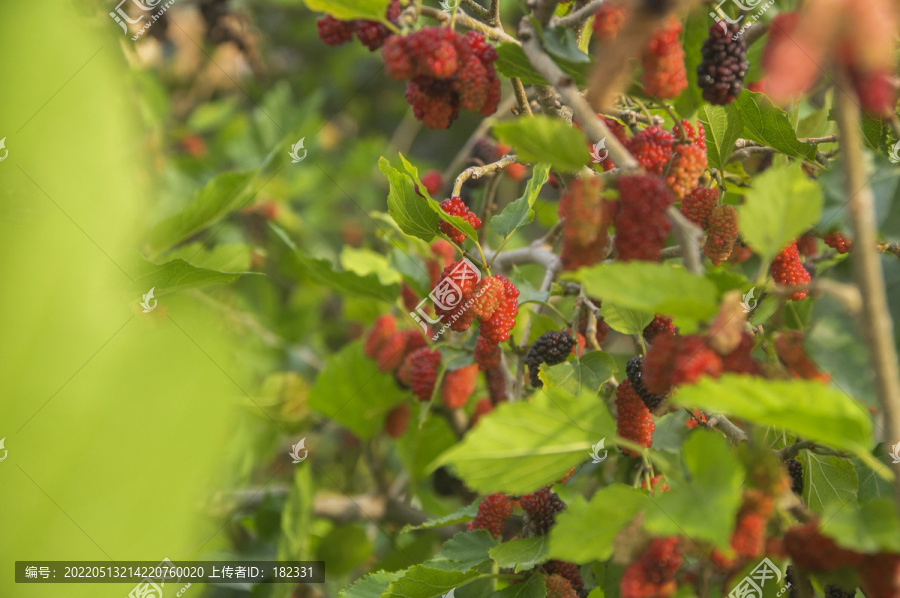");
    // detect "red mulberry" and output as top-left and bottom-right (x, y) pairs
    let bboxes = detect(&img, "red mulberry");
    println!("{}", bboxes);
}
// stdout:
(317, 15), (353, 46)
(442, 364), (478, 409)
(641, 17), (687, 99)
(642, 315), (677, 344)
(407, 347), (442, 401)
(439, 197), (481, 242)
(666, 121), (707, 201)
(824, 231), (852, 253)
(643, 334), (722, 394)
(615, 380), (655, 456)
(626, 126), (674, 175)
(384, 403), (410, 438)
(704, 204), (739, 265)
(771, 241), (811, 300)
(364, 314), (396, 359)
(468, 493), (512, 538)
(614, 175), (673, 262)
(474, 335), (501, 370)
(479, 277), (519, 343)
